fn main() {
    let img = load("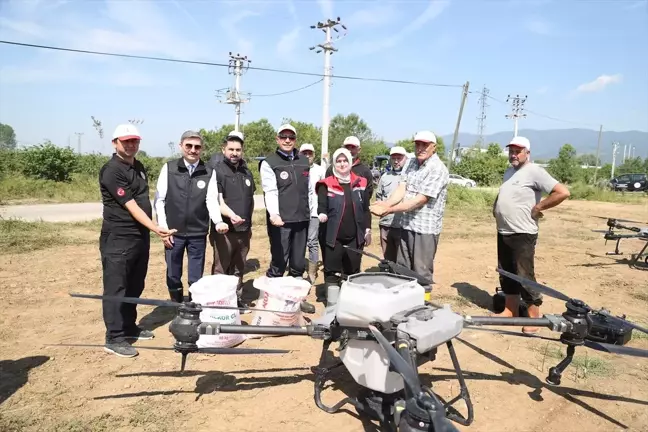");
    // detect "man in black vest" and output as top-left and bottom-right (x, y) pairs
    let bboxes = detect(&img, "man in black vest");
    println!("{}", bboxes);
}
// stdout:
(211, 130), (255, 308)
(100, 124), (176, 358)
(259, 123), (315, 313)
(154, 130), (228, 303)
